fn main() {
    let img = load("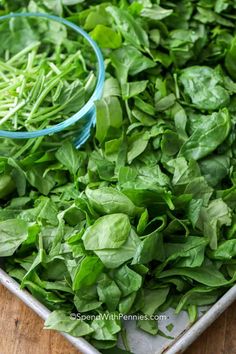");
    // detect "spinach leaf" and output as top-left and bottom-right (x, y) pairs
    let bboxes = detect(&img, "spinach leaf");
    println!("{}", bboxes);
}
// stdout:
(155, 236), (208, 275)
(114, 265), (142, 297)
(1, 0), (236, 349)
(85, 187), (141, 217)
(141, 288), (170, 316)
(90, 25), (122, 49)
(97, 274), (121, 312)
(107, 6), (149, 50)
(179, 109), (231, 160)
(199, 155), (230, 187)
(179, 66), (229, 111)
(175, 287), (223, 314)
(110, 46), (155, 84)
(157, 264), (230, 287)
(208, 239), (236, 260)
(73, 256), (104, 291)
(55, 141), (86, 177)
(0, 219), (28, 256)
(74, 286), (102, 313)
(141, 5), (173, 21)
(94, 229), (141, 268)
(45, 310), (94, 336)
(95, 97), (123, 144)
(91, 312), (121, 341)
(196, 199), (232, 249)
(82, 214), (131, 250)
(225, 37), (236, 80)
(137, 318), (158, 335)
(132, 232), (165, 264)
